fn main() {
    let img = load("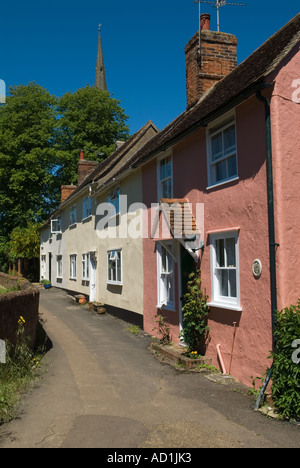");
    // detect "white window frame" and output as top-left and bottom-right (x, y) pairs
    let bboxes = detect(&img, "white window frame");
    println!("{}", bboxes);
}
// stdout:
(70, 254), (77, 280)
(157, 154), (173, 201)
(156, 241), (176, 311)
(107, 249), (122, 285)
(82, 253), (90, 281)
(56, 255), (63, 279)
(208, 231), (241, 311)
(107, 187), (120, 218)
(82, 196), (92, 220)
(206, 114), (238, 189)
(69, 205), (77, 226)
(51, 217), (62, 234)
